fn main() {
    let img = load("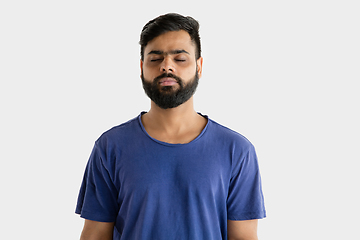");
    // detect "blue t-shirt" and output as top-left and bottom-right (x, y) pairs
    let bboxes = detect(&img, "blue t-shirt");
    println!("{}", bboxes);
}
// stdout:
(76, 112), (266, 239)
